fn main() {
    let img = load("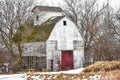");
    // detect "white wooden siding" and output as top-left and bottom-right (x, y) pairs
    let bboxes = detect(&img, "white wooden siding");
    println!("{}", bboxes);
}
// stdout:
(34, 11), (62, 25)
(46, 17), (84, 70)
